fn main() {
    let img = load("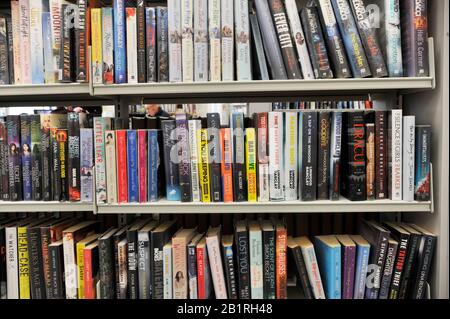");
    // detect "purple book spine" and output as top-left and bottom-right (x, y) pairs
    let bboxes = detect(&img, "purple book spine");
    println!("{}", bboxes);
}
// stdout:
(343, 246), (356, 299)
